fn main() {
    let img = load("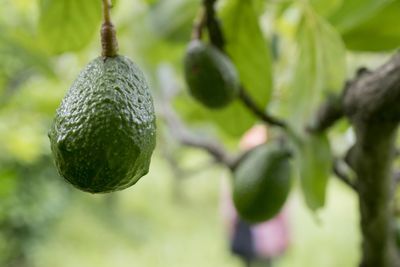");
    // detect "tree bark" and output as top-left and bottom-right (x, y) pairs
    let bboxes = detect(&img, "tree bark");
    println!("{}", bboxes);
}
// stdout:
(352, 123), (398, 267)
(343, 52), (400, 267)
